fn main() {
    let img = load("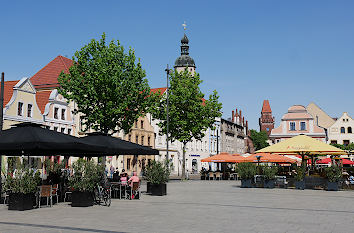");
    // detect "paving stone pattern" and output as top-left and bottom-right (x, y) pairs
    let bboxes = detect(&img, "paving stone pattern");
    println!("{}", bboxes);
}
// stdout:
(0, 180), (354, 233)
